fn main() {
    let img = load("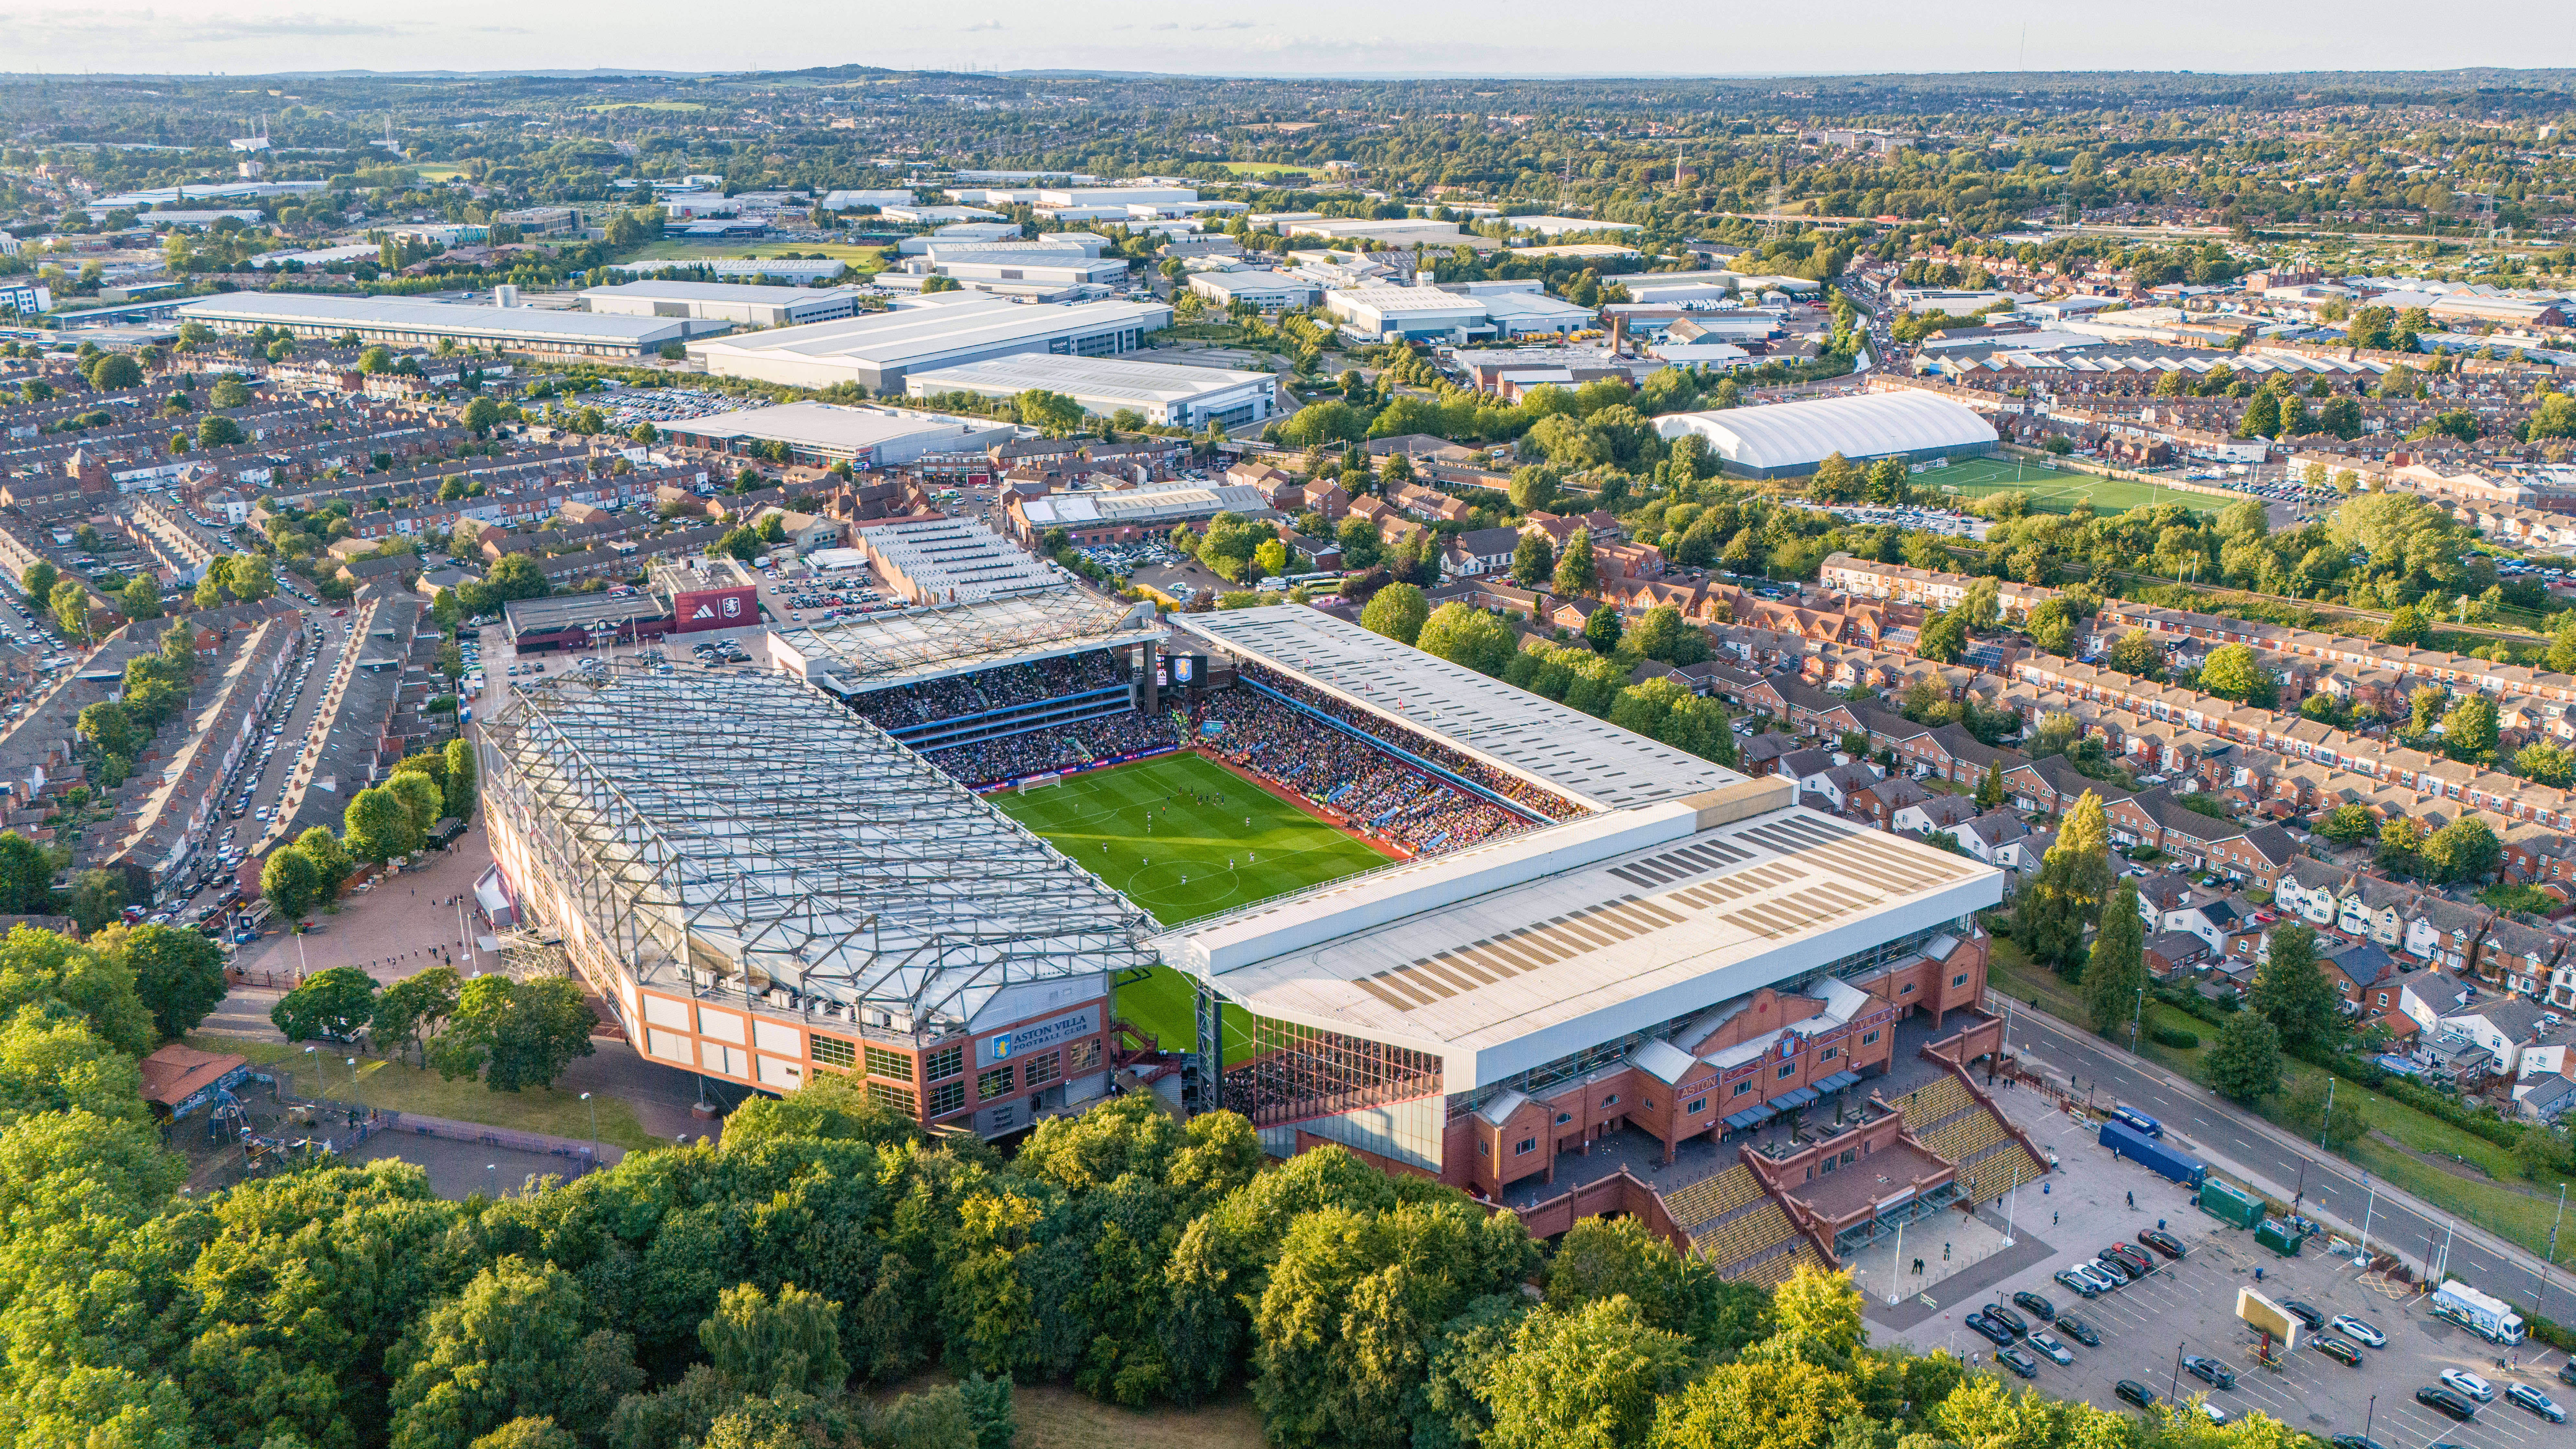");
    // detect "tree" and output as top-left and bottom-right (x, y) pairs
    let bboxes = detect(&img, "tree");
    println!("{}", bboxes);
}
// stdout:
(1480, 1297), (1691, 1449)
(485, 554), (549, 602)
(1629, 604), (1708, 665)
(197, 414), (245, 448)
(1014, 389), (1085, 437)
(386, 1258), (641, 1449)
(118, 576), (162, 621)
(19, 561), (57, 613)
(1651, 1354), (1859, 1449)
(1416, 603), (1516, 676)
(120, 924), (227, 1042)
(346, 785), (423, 865)
(1508, 464), (1560, 512)
(2318, 803), (2377, 843)
(2442, 694), (2497, 758)
(701, 1282), (849, 1396)
(1958, 577), (2001, 633)
(66, 868), (127, 937)
(85, 353), (143, 391)
(2105, 629), (2165, 680)
(226, 552), (274, 602)
(261, 845), (324, 920)
(52, 579), (94, 641)
(1974, 759), (2004, 812)
(2380, 603), (2430, 646)
(461, 396), (504, 437)
(430, 976), (597, 1092)
(1511, 530), (1555, 588)
(2196, 643), (2274, 706)
(2518, 742), (2576, 788)
(390, 771), (446, 837)
(270, 965), (379, 1043)
(375, 966), (462, 1068)
(210, 374), (251, 407)
(2424, 816), (2502, 885)
(2285, 1076), (2368, 1150)
(0, 830), (54, 914)
(1359, 583), (1429, 646)
(296, 825), (357, 899)
(444, 737), (478, 820)
(2378, 815), (2429, 877)
(76, 698), (140, 761)
(1336, 516), (1384, 570)
(1583, 604), (1624, 655)
(2016, 792), (2114, 973)
(2250, 924), (2339, 1051)
(1553, 529), (1598, 596)
(1252, 538), (1290, 582)
(2082, 880), (2147, 1034)
(2207, 1010), (2284, 1103)
(1914, 609), (1968, 665)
